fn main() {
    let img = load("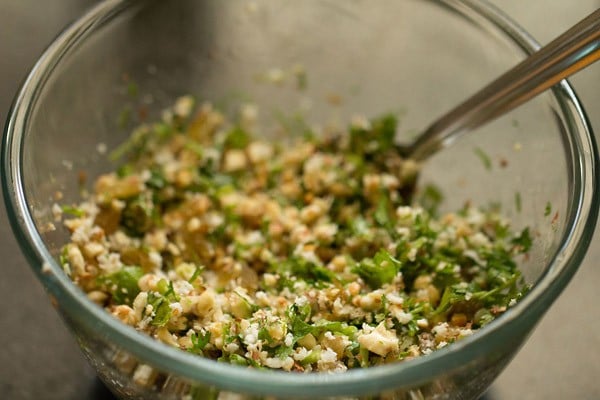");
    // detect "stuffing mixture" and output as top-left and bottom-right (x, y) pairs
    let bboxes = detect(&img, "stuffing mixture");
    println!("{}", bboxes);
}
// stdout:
(56, 96), (530, 372)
